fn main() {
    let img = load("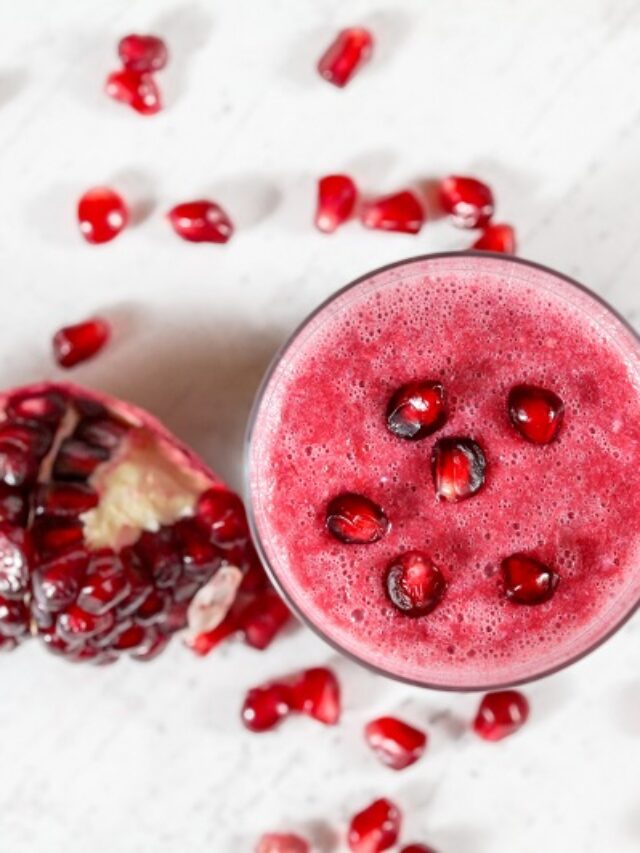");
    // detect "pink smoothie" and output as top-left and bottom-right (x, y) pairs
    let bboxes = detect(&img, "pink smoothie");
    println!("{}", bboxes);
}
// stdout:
(247, 254), (640, 688)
